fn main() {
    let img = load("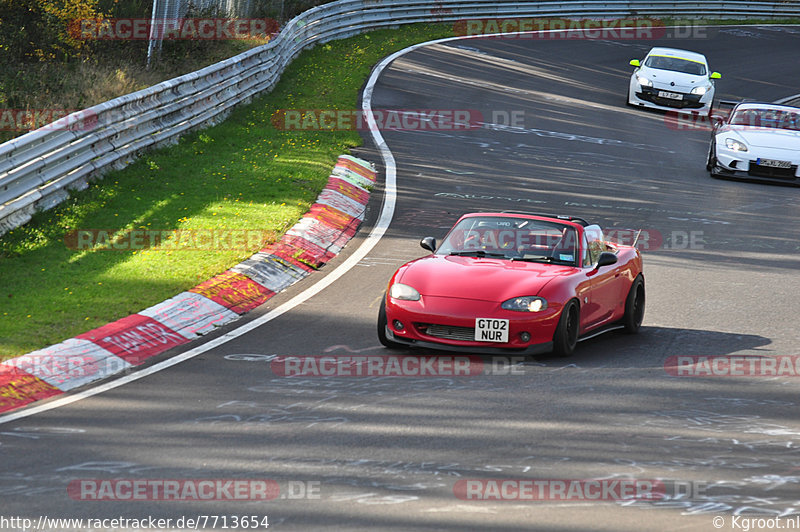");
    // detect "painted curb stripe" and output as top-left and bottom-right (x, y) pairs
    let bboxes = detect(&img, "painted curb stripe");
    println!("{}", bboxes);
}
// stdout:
(76, 315), (189, 365)
(190, 271), (275, 315)
(0, 367), (61, 413)
(230, 252), (309, 294)
(1, 338), (128, 392)
(316, 189), (367, 220)
(271, 235), (336, 268)
(286, 217), (349, 253)
(336, 156), (377, 181)
(307, 203), (361, 234)
(140, 292), (239, 340)
(260, 243), (318, 273)
(325, 177), (370, 204)
(331, 166), (375, 189)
